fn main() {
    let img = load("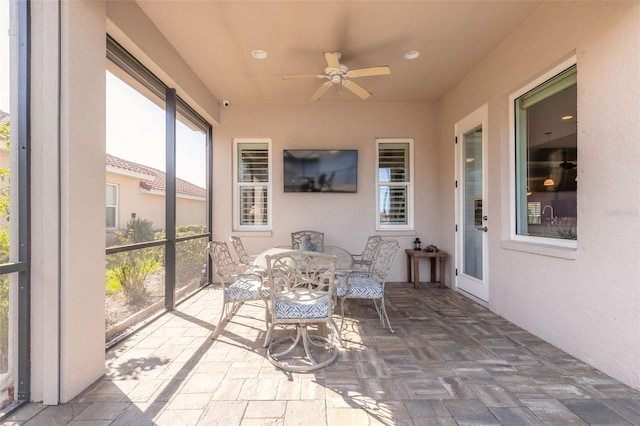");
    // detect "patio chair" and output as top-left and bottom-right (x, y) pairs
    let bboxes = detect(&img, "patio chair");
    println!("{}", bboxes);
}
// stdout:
(351, 235), (382, 273)
(229, 236), (257, 270)
(207, 241), (269, 340)
(263, 250), (342, 372)
(291, 230), (324, 252)
(337, 239), (400, 333)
